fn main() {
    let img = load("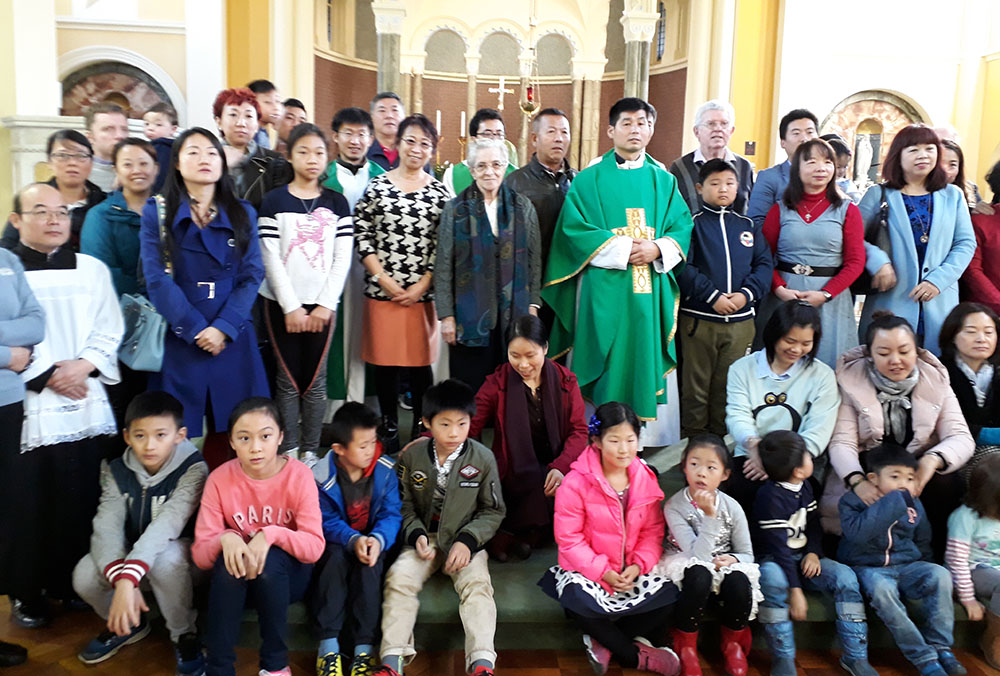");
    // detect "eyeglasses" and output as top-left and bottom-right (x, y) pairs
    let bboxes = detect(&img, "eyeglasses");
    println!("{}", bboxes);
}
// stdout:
(22, 207), (70, 221)
(476, 130), (506, 140)
(401, 137), (434, 151)
(698, 121), (731, 131)
(473, 161), (506, 173)
(49, 152), (92, 162)
(337, 130), (371, 141)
